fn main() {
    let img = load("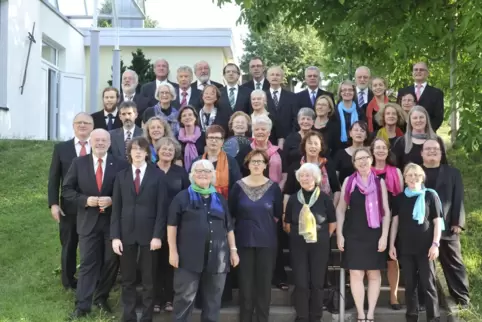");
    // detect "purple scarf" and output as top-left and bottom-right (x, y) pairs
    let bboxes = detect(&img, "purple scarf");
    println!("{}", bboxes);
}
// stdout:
(344, 170), (384, 229)
(178, 126), (202, 171)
